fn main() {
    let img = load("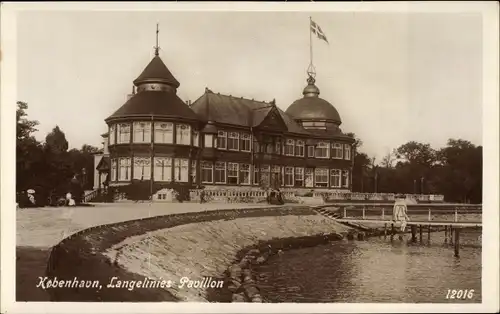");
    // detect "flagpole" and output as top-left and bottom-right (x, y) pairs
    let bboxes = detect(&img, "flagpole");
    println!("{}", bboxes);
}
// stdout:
(309, 16), (313, 71)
